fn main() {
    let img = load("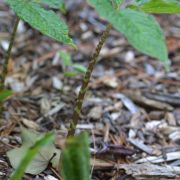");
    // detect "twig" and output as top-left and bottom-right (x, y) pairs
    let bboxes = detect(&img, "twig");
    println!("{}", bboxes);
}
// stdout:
(0, 16), (20, 90)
